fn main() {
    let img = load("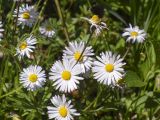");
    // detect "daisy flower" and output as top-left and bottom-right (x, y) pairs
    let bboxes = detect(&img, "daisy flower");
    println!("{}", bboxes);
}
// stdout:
(19, 65), (46, 91)
(15, 35), (37, 59)
(0, 21), (4, 40)
(49, 59), (83, 93)
(39, 20), (56, 38)
(14, 4), (38, 27)
(82, 15), (108, 36)
(47, 94), (80, 120)
(122, 24), (146, 43)
(63, 41), (94, 73)
(92, 51), (126, 86)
